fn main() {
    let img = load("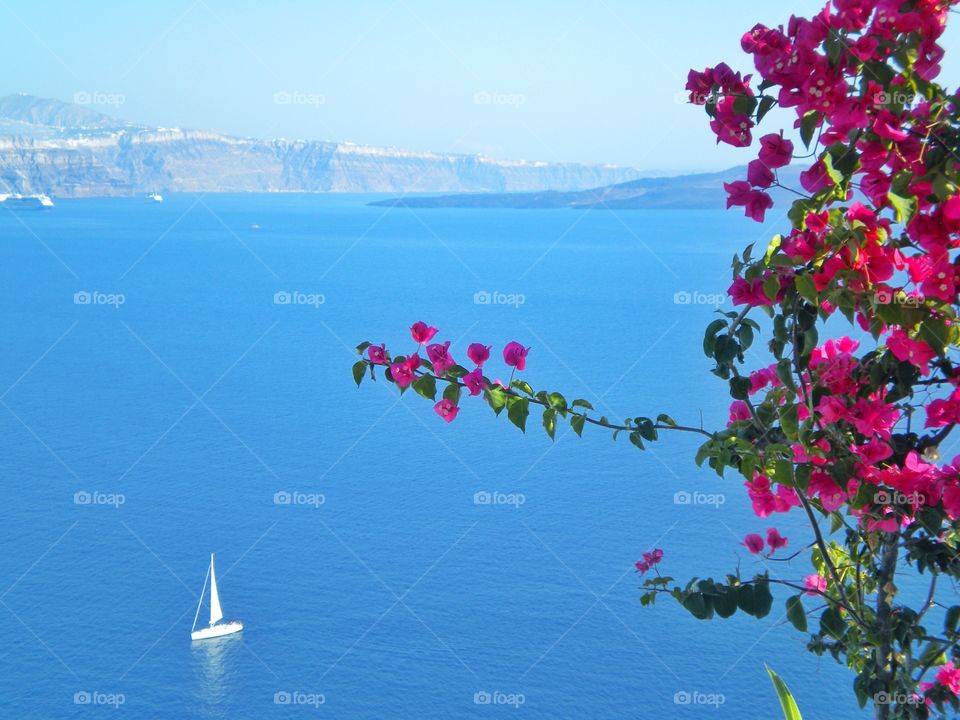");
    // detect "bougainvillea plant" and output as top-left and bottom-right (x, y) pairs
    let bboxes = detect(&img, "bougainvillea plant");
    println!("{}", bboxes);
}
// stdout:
(354, 2), (960, 718)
